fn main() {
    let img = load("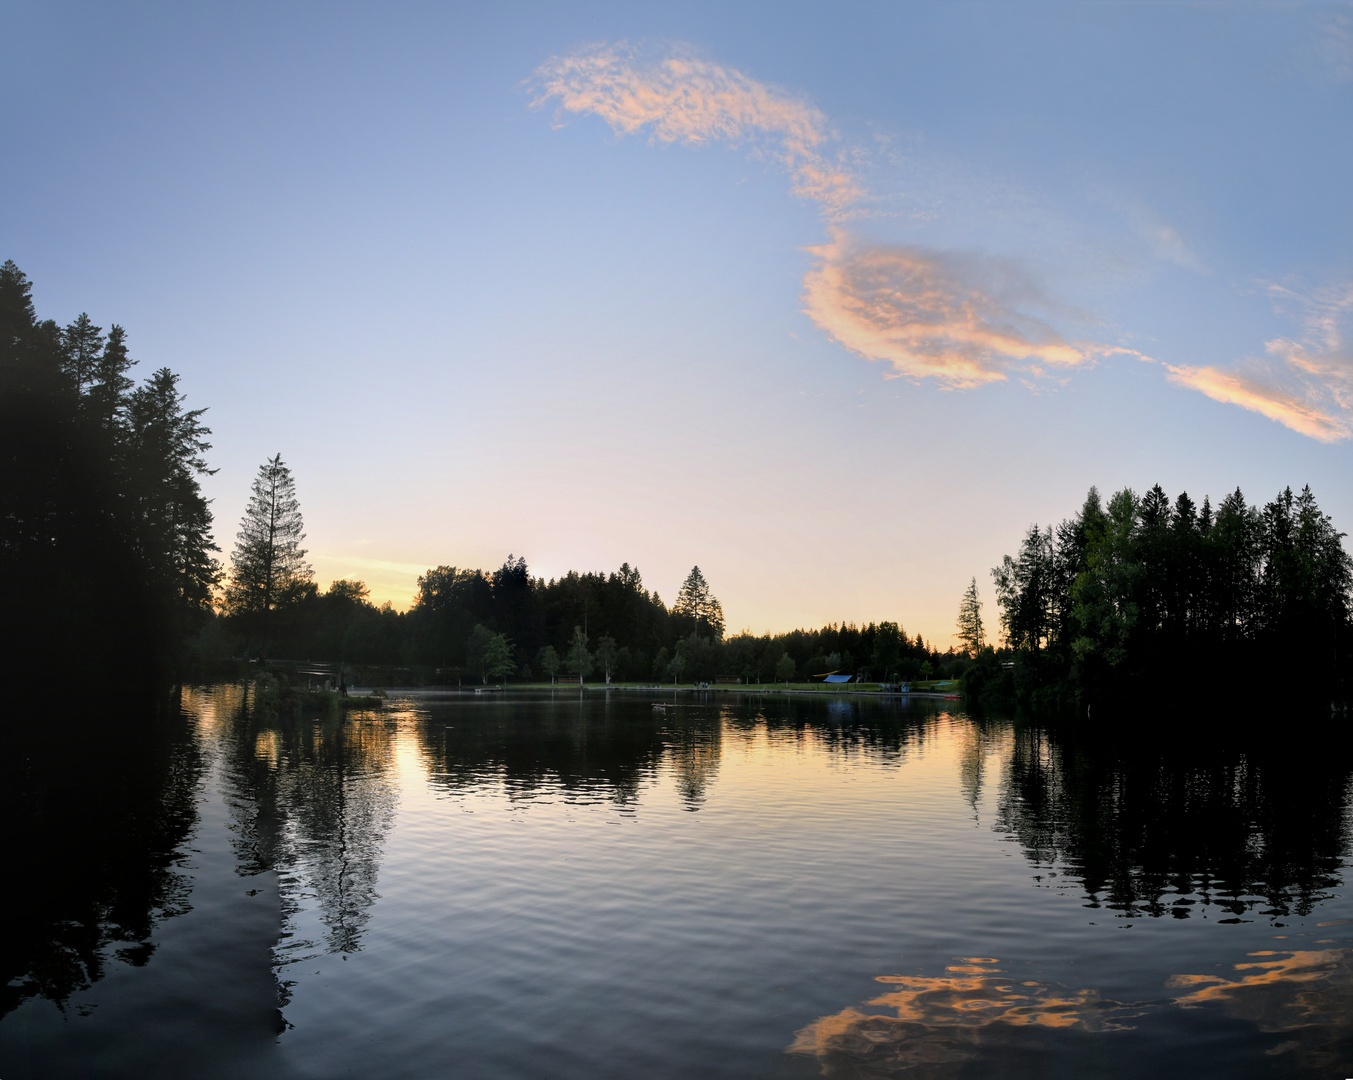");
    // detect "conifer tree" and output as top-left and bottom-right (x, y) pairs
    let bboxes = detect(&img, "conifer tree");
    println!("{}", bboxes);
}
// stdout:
(2, 262), (218, 682)
(127, 367), (220, 621)
(956, 577), (985, 656)
(225, 454), (312, 617)
(673, 565), (725, 639)
(88, 324), (136, 429)
(60, 312), (104, 393)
